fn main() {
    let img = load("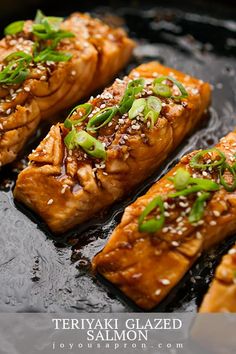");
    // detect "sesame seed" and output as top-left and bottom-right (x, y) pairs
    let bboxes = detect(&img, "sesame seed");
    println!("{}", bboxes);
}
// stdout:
(209, 220), (217, 226)
(6, 108), (11, 115)
(160, 279), (170, 285)
(155, 289), (161, 296)
(228, 248), (236, 255)
(71, 70), (76, 76)
(47, 199), (53, 205)
(172, 241), (179, 247)
(196, 232), (203, 240)
(213, 210), (220, 217)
